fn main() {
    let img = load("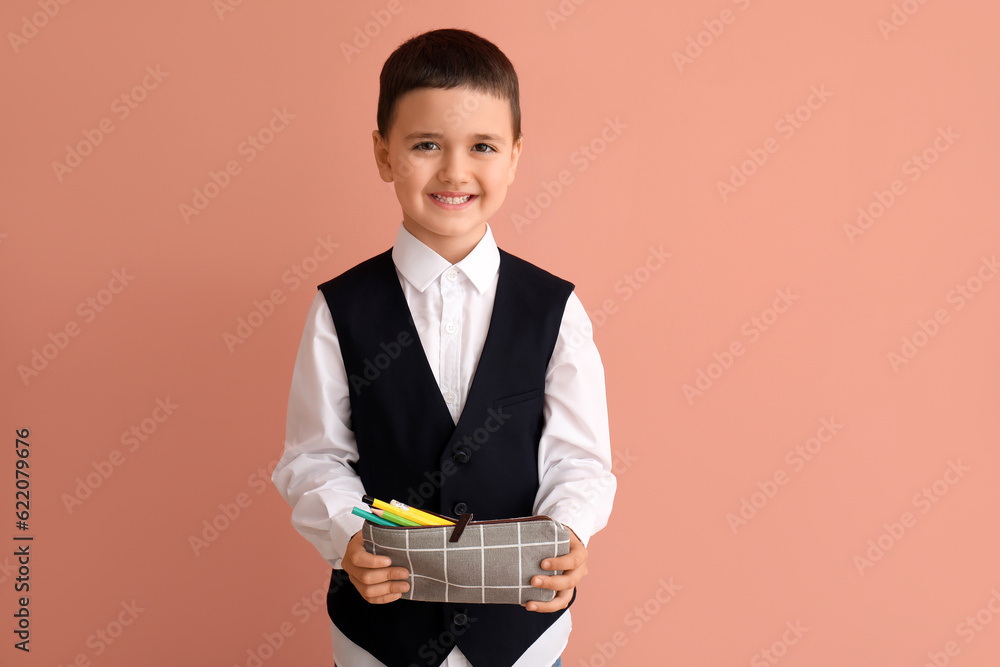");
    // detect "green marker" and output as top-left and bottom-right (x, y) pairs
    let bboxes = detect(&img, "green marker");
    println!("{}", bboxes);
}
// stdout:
(374, 508), (421, 527)
(352, 506), (396, 527)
